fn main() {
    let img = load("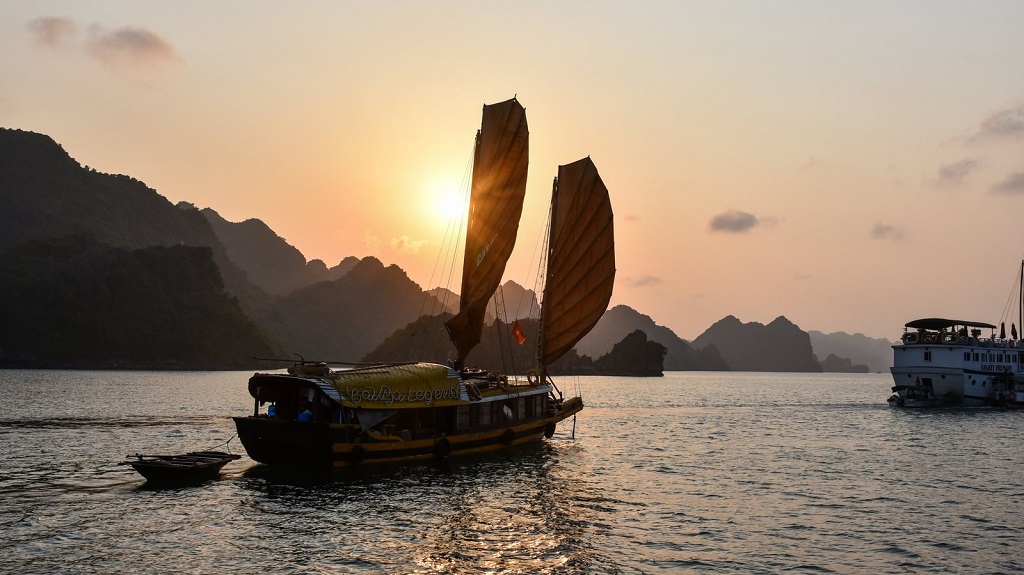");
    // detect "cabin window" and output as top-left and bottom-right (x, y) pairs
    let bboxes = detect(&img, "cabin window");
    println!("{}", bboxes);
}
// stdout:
(998, 354), (1004, 362)
(479, 403), (492, 426)
(924, 351), (932, 361)
(974, 352), (980, 362)
(964, 352), (970, 361)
